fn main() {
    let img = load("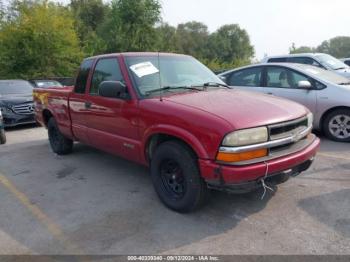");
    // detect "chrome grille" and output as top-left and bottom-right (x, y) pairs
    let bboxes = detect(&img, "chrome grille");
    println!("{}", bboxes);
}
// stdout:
(269, 116), (308, 141)
(12, 103), (35, 115)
